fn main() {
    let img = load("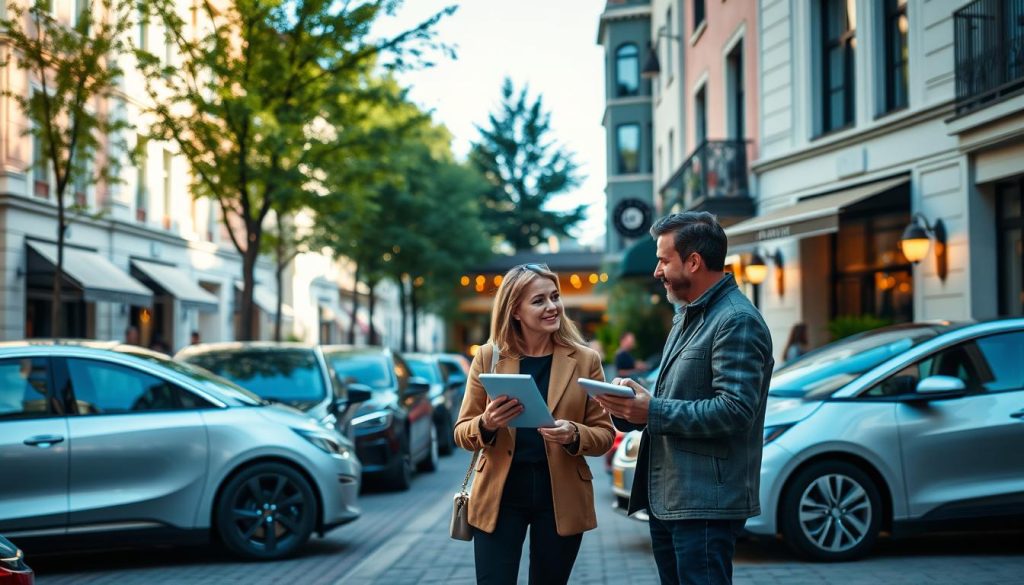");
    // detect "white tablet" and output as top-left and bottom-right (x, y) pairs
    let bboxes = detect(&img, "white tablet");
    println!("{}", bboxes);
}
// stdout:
(478, 374), (556, 428)
(578, 378), (636, 399)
